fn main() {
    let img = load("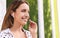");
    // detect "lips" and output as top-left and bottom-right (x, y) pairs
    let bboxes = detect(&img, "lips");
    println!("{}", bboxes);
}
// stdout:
(21, 17), (28, 22)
